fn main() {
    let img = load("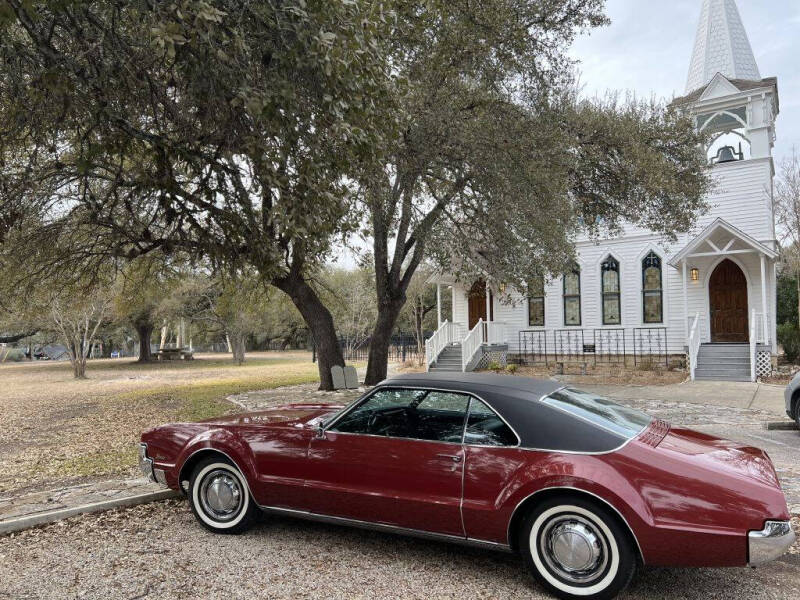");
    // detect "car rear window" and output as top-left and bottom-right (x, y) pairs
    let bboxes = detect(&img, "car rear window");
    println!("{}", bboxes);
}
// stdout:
(541, 388), (652, 439)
